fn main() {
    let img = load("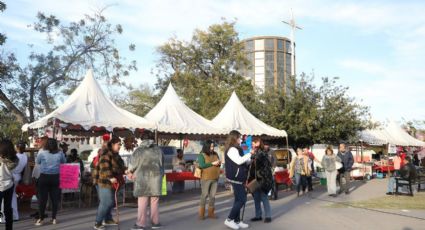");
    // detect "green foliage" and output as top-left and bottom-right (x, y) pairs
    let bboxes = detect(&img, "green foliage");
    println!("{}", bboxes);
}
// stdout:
(0, 8), (136, 126)
(152, 20), (258, 119)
